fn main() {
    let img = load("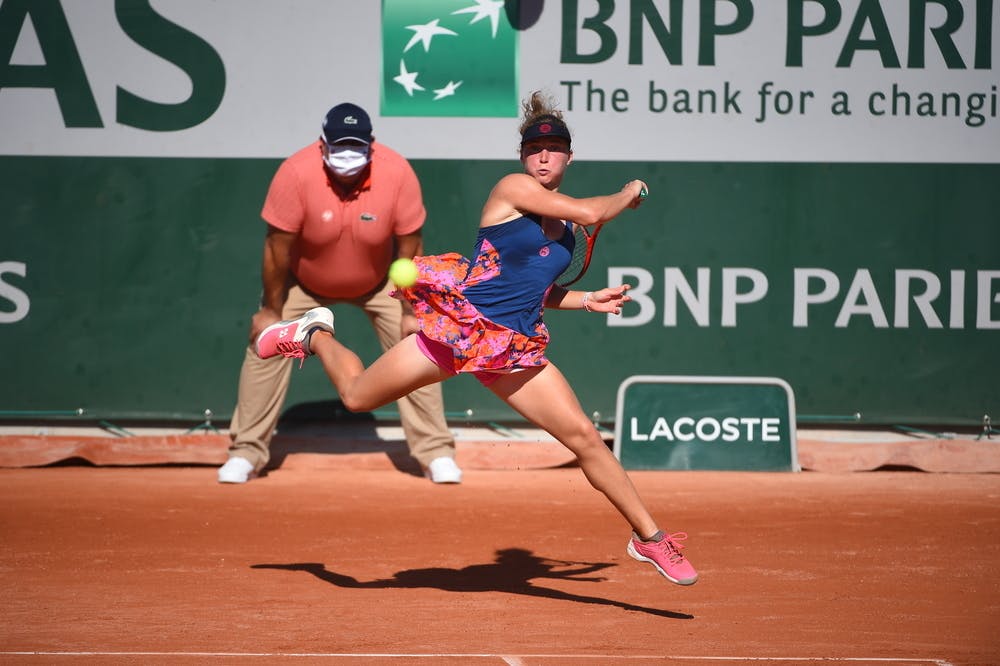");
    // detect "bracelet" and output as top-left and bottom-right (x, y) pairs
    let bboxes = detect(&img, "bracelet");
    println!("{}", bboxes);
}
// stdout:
(582, 291), (593, 312)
